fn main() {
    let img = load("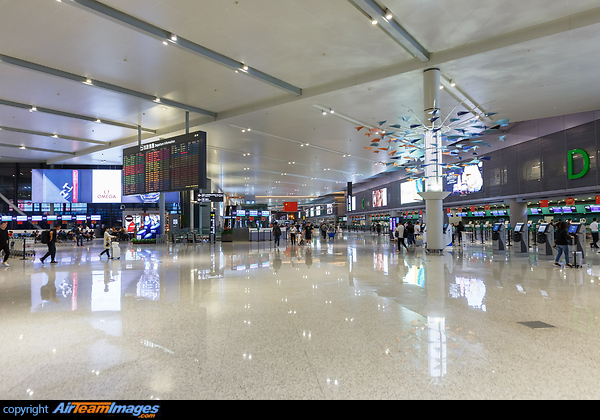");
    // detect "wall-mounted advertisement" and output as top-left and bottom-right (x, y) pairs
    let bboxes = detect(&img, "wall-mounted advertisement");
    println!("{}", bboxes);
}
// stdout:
(372, 188), (388, 208)
(400, 179), (424, 204)
(445, 163), (483, 196)
(32, 170), (179, 203)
